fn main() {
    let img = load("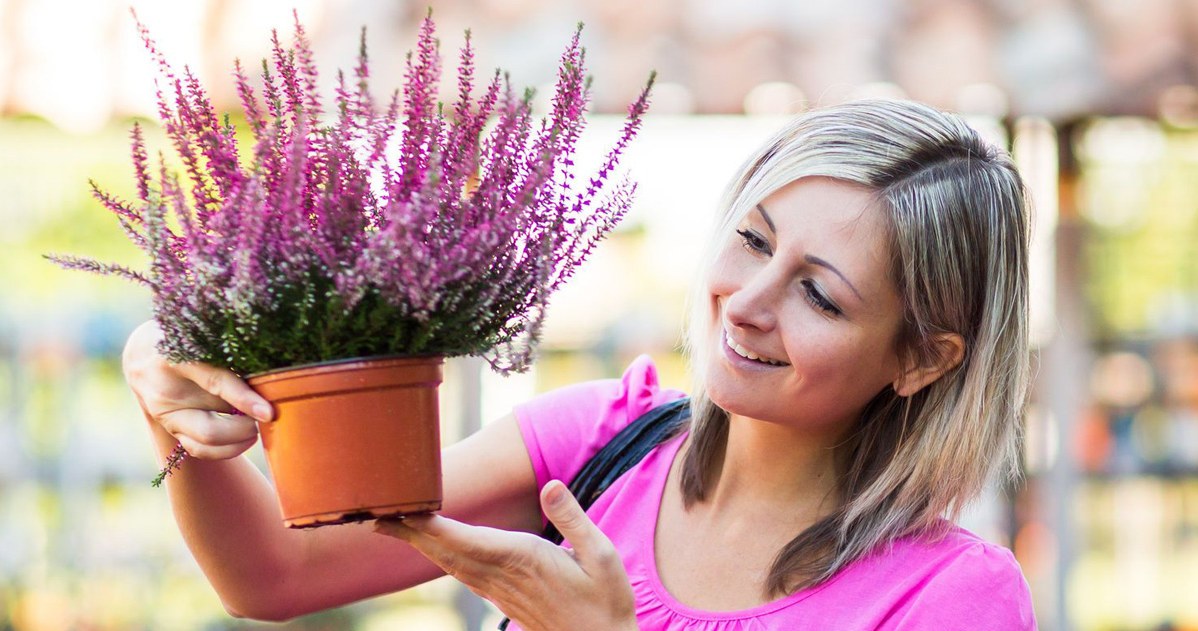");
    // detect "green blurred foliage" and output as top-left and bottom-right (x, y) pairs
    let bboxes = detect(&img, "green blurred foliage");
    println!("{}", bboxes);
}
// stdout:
(1081, 122), (1198, 339)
